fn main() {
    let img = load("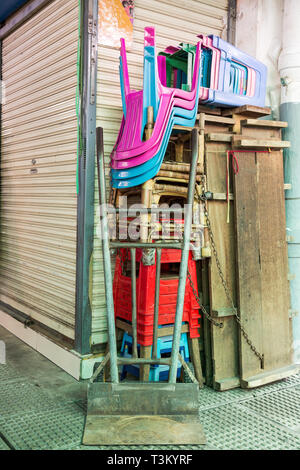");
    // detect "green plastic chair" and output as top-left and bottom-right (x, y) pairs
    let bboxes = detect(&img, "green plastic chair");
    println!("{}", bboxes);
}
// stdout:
(158, 43), (195, 90)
